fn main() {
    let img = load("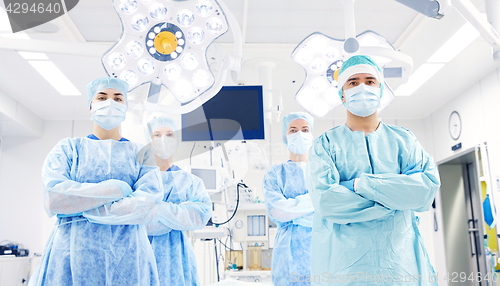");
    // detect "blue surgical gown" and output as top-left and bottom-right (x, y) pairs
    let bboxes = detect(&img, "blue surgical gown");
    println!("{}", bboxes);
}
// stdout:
(306, 123), (440, 285)
(263, 161), (315, 285)
(29, 135), (162, 286)
(147, 165), (212, 286)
